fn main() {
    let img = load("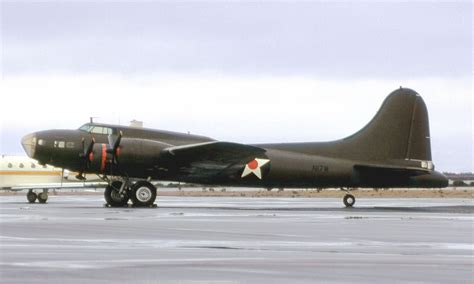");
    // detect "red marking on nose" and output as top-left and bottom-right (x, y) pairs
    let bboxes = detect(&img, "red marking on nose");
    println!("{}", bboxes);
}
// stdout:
(248, 160), (258, 170)
(88, 152), (94, 162)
